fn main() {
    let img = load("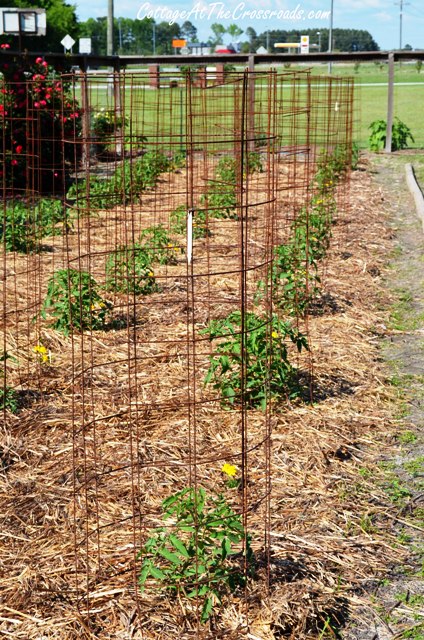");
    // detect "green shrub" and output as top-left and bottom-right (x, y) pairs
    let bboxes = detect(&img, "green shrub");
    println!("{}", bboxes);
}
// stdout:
(263, 146), (343, 316)
(268, 197), (333, 316)
(1, 198), (68, 252)
(368, 117), (414, 152)
(41, 269), (112, 335)
(139, 486), (252, 623)
(0, 56), (82, 193)
(271, 241), (320, 316)
(200, 311), (308, 410)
